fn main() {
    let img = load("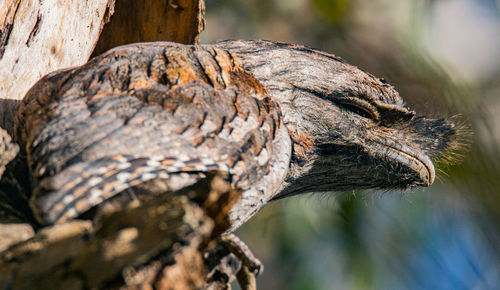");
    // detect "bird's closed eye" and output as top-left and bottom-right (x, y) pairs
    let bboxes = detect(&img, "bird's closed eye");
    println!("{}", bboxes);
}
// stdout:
(340, 103), (373, 119)
(336, 99), (379, 122)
